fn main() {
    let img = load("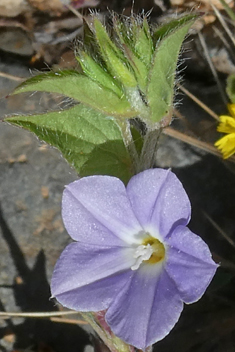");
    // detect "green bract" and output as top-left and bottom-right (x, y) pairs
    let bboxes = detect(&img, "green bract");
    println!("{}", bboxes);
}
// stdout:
(6, 12), (197, 181)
